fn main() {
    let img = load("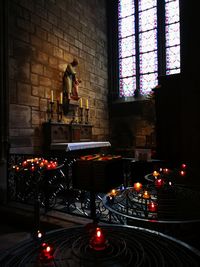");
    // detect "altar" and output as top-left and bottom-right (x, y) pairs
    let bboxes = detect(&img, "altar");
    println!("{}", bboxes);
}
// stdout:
(51, 141), (111, 151)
